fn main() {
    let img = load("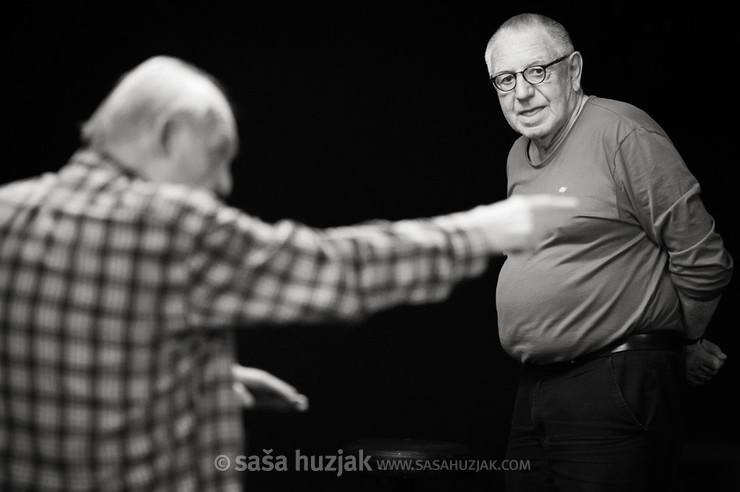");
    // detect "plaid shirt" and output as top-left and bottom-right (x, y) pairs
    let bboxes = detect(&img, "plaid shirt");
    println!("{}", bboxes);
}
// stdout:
(0, 150), (490, 491)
